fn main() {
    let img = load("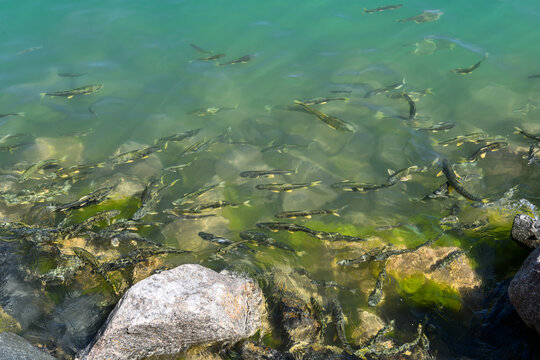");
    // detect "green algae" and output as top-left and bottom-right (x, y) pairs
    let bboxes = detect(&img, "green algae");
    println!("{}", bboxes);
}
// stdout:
(394, 274), (462, 311)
